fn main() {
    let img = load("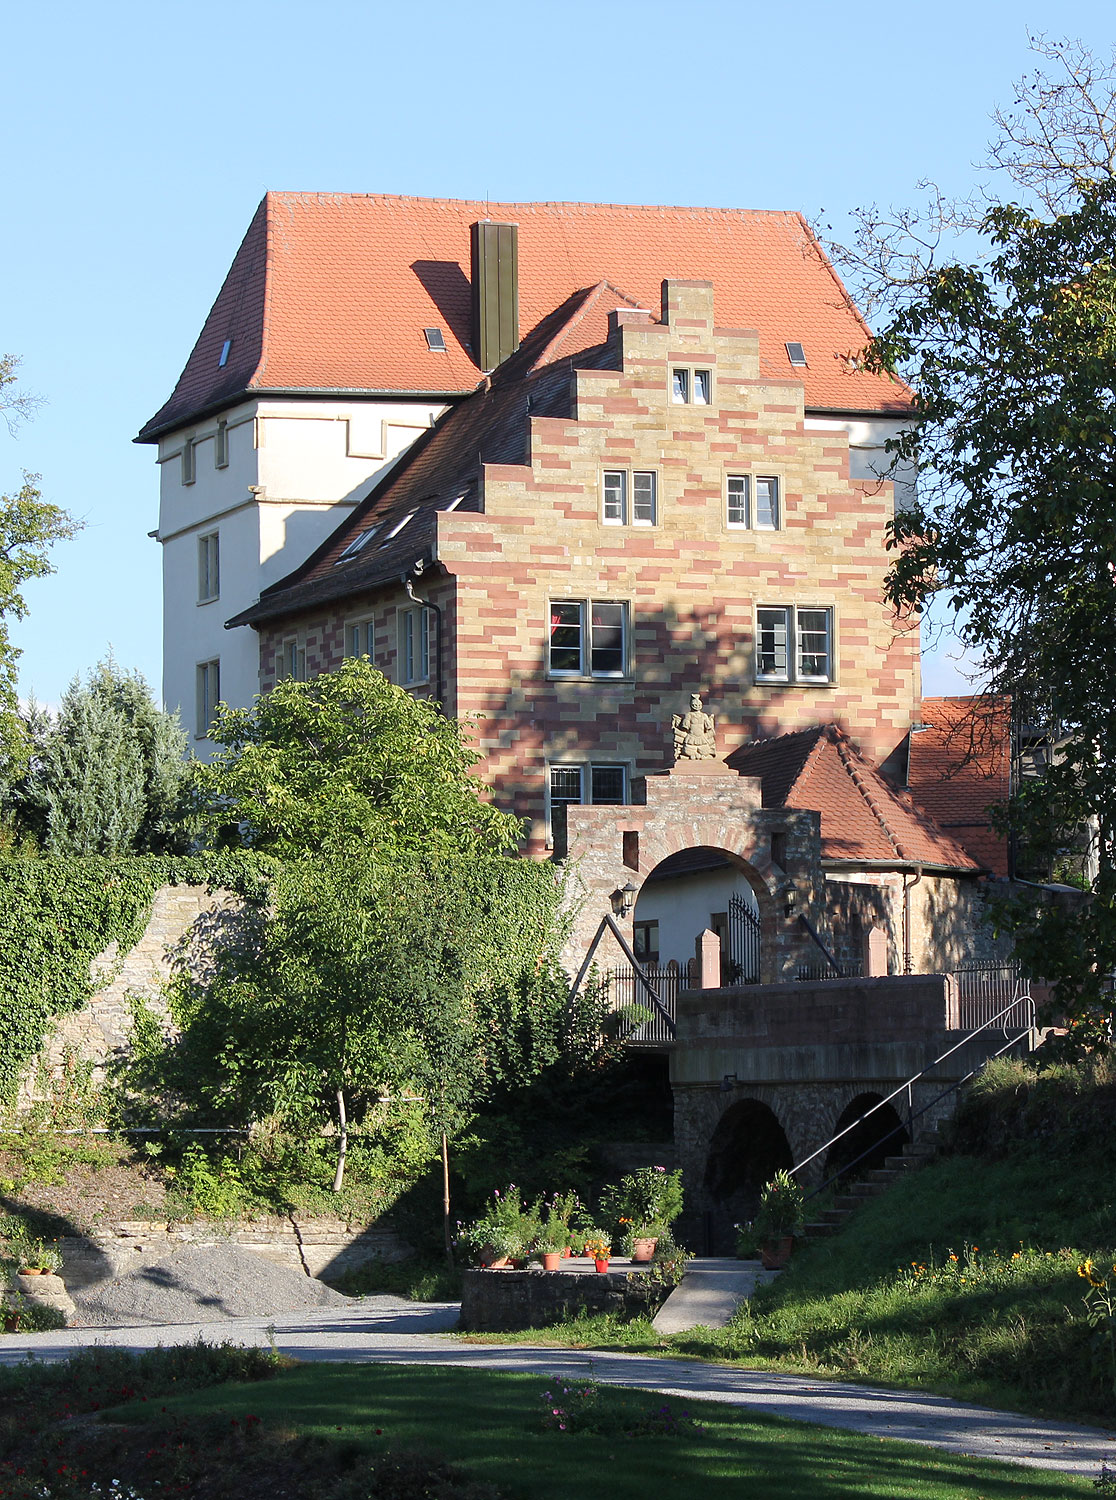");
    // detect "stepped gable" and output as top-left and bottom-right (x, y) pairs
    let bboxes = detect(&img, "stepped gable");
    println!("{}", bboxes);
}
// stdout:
(728, 725), (980, 871)
(906, 696), (1011, 876)
(227, 282), (634, 630)
(138, 191), (912, 442)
